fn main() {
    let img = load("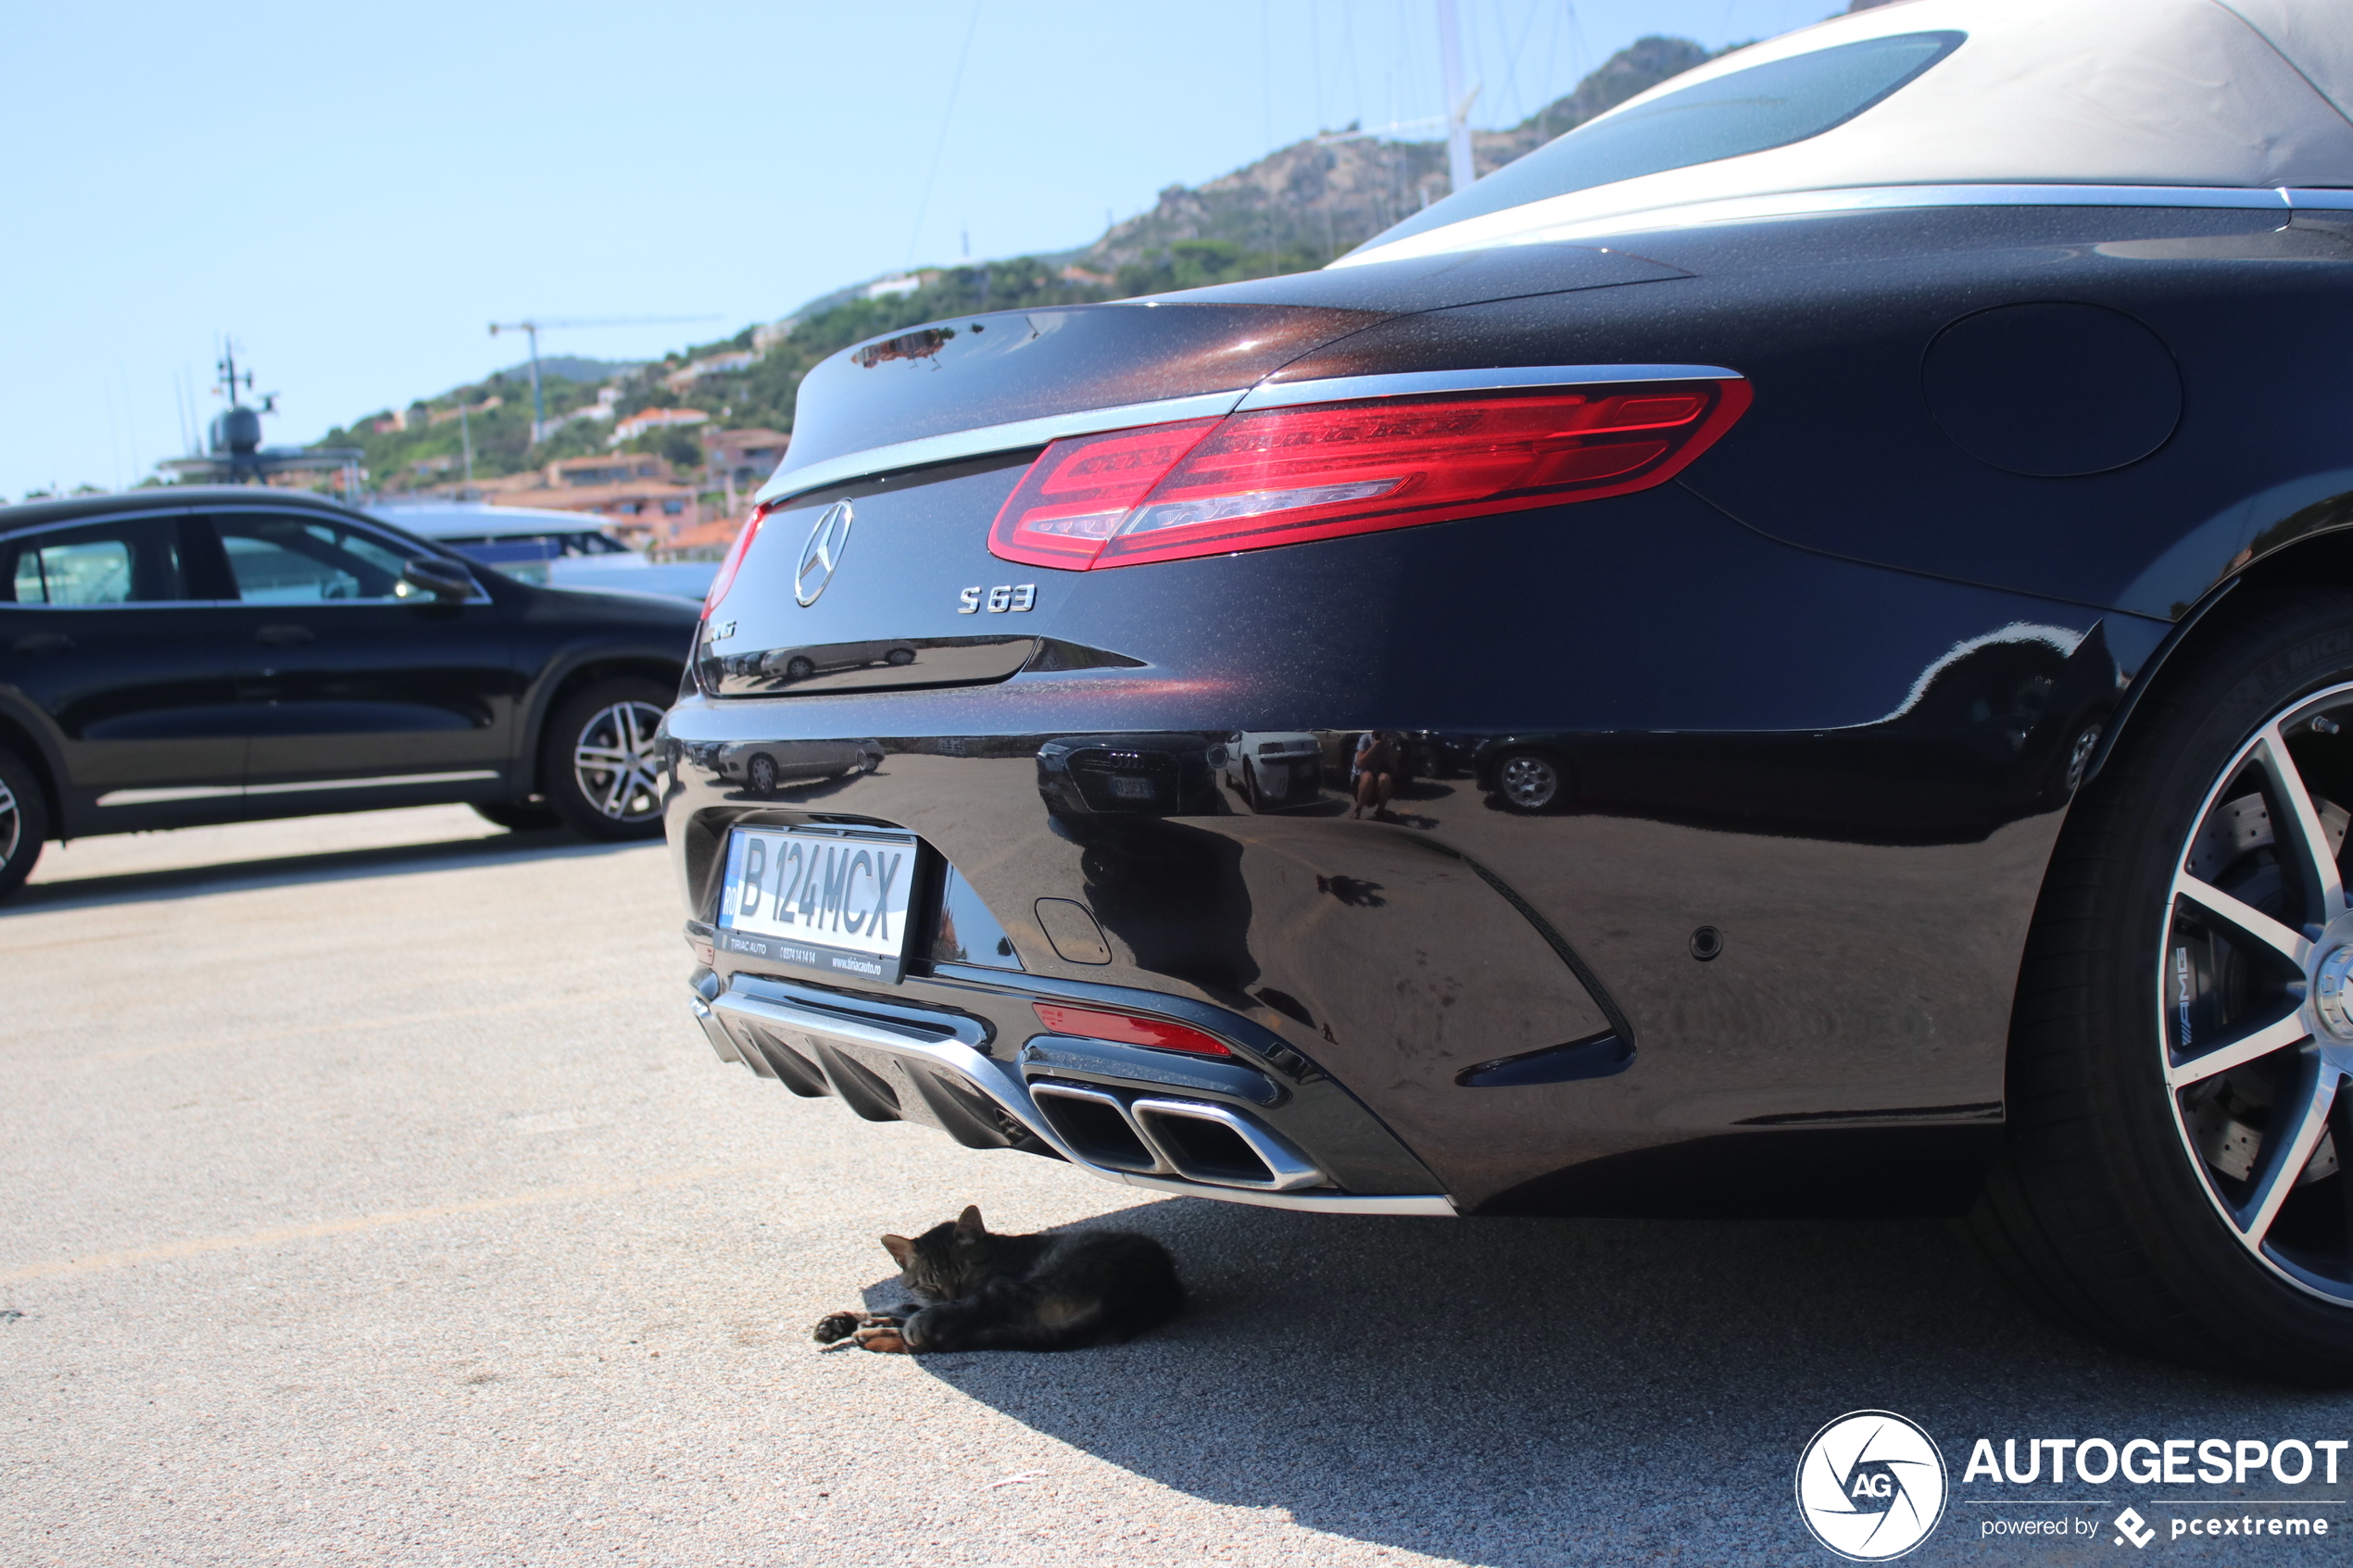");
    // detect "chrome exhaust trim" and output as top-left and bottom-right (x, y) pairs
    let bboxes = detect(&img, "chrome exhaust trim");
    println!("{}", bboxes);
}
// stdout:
(1127, 1097), (1325, 1192)
(703, 982), (1456, 1217)
(1107, 1177), (1454, 1217)
(1027, 1082), (1170, 1173)
(688, 997), (740, 1064)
